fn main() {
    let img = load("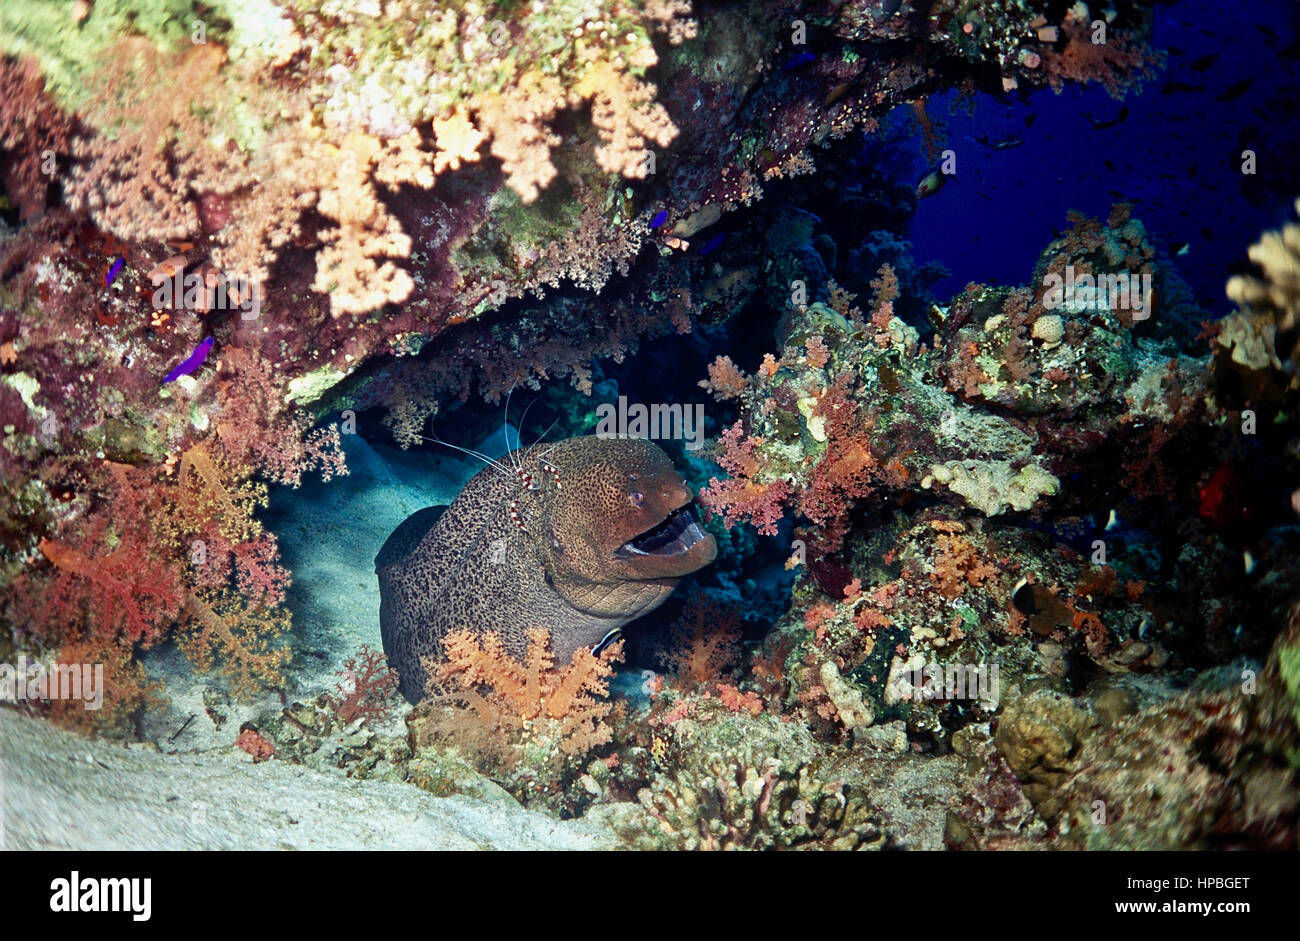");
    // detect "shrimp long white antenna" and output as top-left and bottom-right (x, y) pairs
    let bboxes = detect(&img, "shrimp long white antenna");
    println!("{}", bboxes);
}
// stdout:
(535, 436), (567, 464)
(513, 395), (543, 457)
(415, 433), (513, 479)
(502, 379), (520, 473)
(531, 414), (564, 451)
